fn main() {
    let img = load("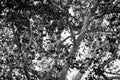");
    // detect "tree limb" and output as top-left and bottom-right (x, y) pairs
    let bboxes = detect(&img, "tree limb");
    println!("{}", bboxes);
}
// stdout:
(104, 70), (120, 75)
(50, 0), (79, 22)
(58, 0), (101, 80)
(108, 76), (120, 79)
(101, 73), (109, 80)
(67, 18), (76, 47)
(23, 19), (33, 80)
(100, 44), (119, 68)
(72, 0), (101, 80)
